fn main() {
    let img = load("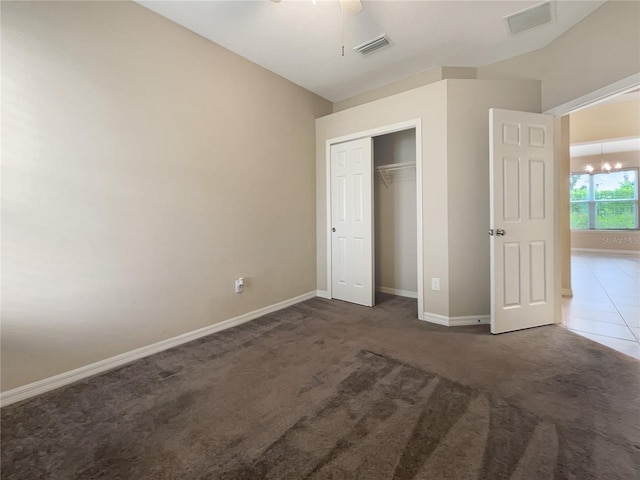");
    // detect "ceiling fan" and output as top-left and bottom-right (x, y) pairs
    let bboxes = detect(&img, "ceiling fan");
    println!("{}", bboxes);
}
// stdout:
(338, 0), (363, 15)
(270, 0), (362, 16)
(271, 0), (364, 55)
